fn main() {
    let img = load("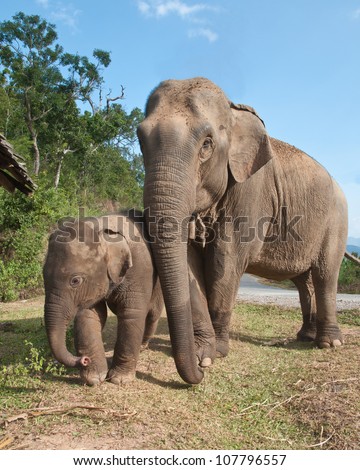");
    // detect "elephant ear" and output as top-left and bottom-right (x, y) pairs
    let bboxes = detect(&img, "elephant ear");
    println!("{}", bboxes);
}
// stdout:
(228, 102), (274, 183)
(98, 217), (133, 285)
